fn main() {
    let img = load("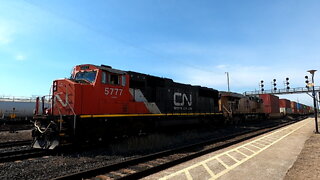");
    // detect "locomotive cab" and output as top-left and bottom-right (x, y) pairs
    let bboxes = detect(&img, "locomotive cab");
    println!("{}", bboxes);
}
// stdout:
(32, 64), (138, 149)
